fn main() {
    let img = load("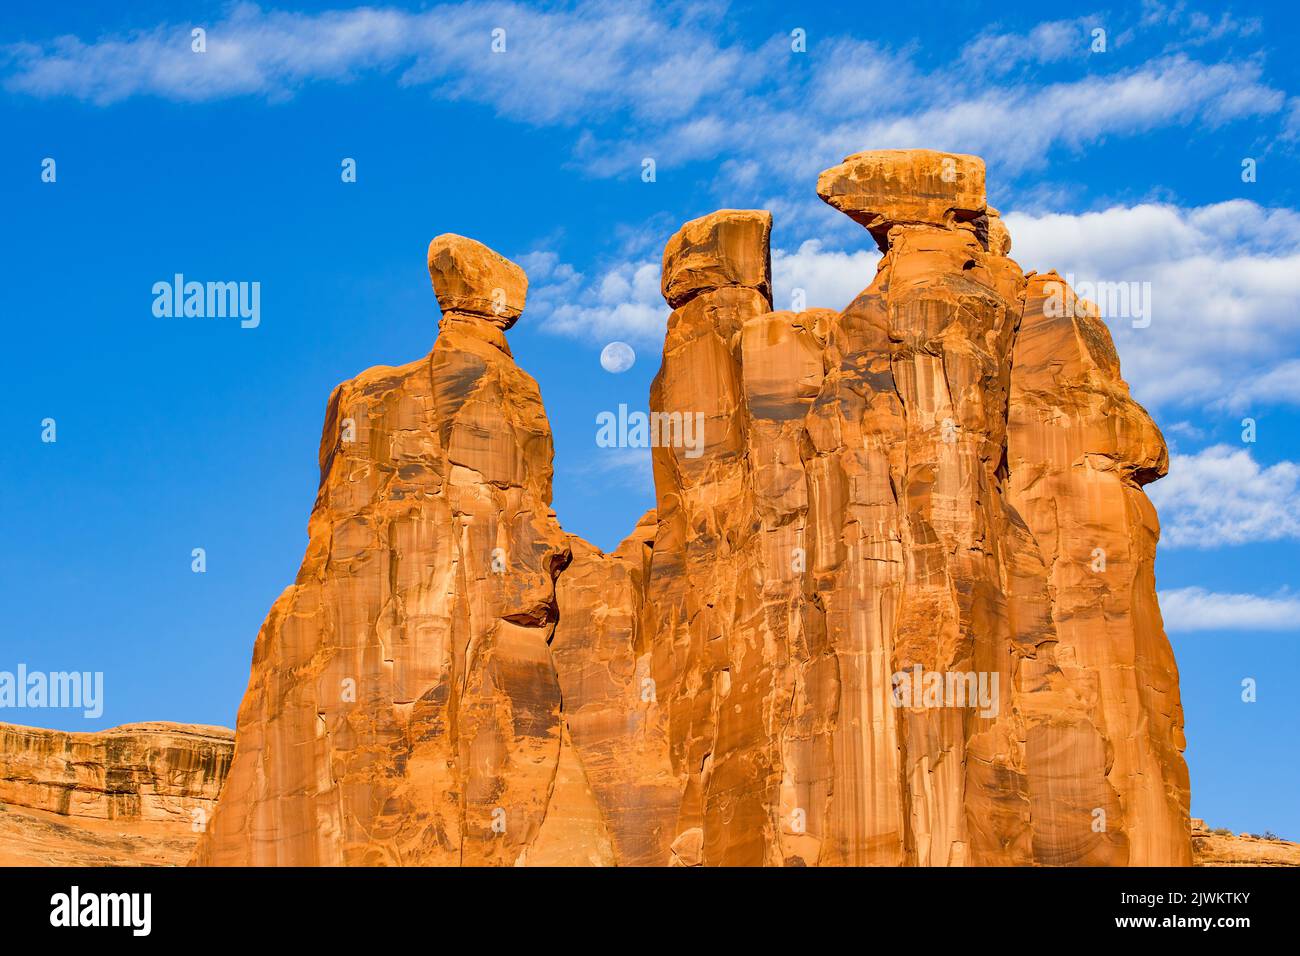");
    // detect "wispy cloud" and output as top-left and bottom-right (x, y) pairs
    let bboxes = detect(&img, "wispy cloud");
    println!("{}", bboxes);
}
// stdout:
(1141, 2), (1263, 48)
(4, 3), (419, 104)
(835, 55), (1282, 175)
(960, 18), (1105, 76)
(1162, 420), (1207, 451)
(1159, 586), (1300, 632)
(520, 250), (667, 346)
(1147, 445), (1300, 547)
(4, 2), (1289, 191)
(1, 1), (743, 120)
(574, 445), (653, 495)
